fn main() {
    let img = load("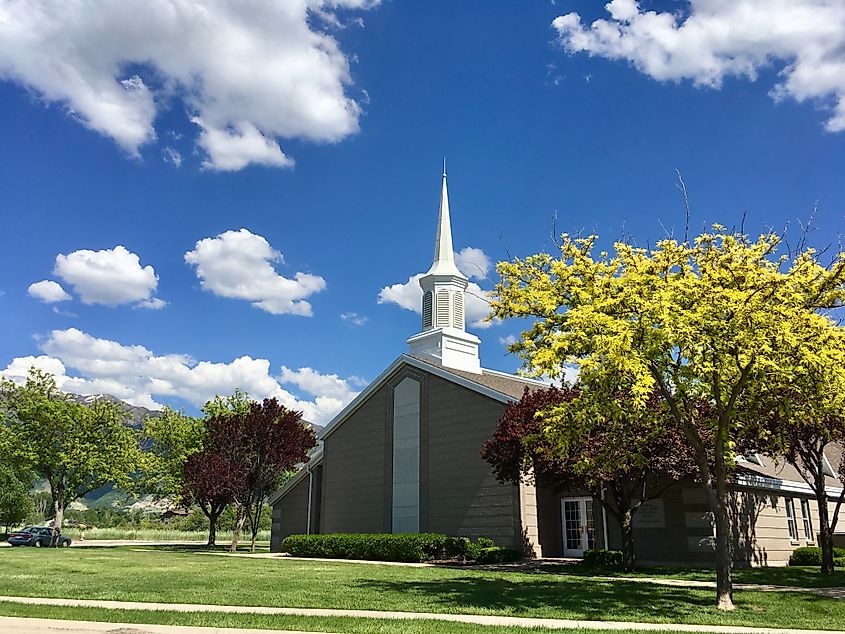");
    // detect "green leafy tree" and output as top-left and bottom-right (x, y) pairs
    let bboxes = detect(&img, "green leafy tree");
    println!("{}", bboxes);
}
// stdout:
(492, 228), (845, 609)
(0, 463), (32, 533)
(0, 368), (143, 534)
(142, 407), (205, 500)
